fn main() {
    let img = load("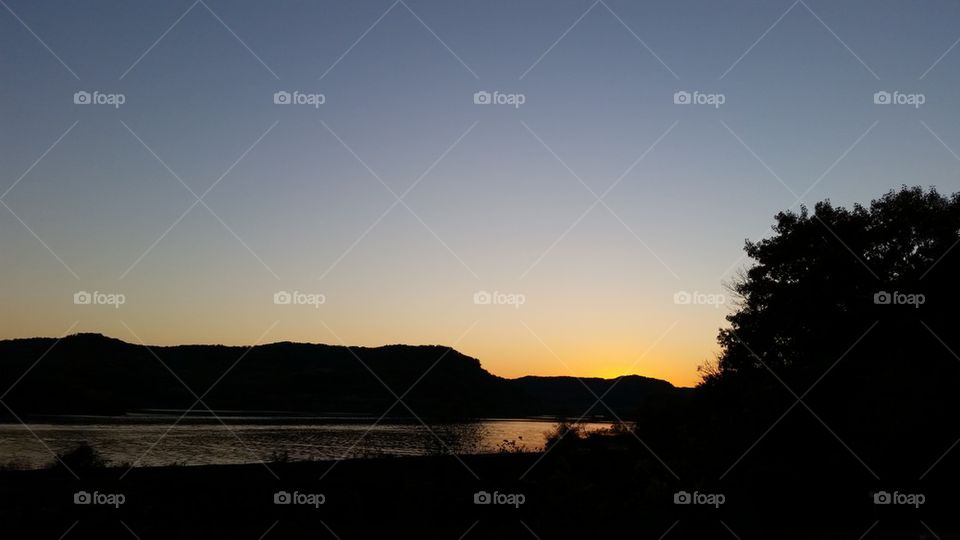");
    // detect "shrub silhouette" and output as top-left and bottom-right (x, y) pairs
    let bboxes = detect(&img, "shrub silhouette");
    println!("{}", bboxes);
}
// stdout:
(52, 442), (107, 470)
